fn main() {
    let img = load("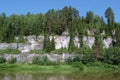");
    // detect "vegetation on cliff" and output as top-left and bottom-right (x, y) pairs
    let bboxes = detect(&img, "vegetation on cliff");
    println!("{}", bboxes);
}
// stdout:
(0, 6), (119, 44)
(0, 6), (120, 69)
